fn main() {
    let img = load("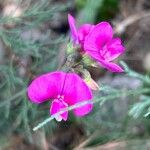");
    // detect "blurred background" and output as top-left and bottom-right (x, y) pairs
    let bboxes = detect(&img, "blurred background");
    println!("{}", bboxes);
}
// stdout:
(0, 0), (150, 149)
